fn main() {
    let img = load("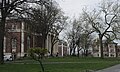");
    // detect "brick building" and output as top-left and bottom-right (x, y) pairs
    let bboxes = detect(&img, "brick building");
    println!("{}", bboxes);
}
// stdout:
(4, 19), (33, 58)
(58, 40), (68, 57)
(3, 19), (58, 58)
(92, 39), (118, 57)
